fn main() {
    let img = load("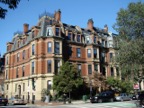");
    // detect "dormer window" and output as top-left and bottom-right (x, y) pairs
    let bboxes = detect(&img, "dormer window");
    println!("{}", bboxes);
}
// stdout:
(86, 37), (90, 43)
(47, 27), (53, 36)
(55, 27), (60, 36)
(68, 32), (72, 40)
(23, 38), (25, 44)
(102, 39), (105, 47)
(17, 41), (20, 48)
(77, 34), (81, 42)
(94, 36), (96, 43)
(49, 20), (52, 25)
(73, 34), (75, 41)
(32, 31), (34, 38)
